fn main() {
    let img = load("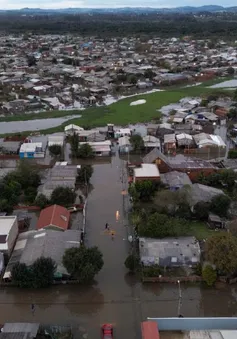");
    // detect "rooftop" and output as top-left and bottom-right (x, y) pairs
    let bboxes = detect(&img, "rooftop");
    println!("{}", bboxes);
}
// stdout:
(139, 236), (200, 267)
(0, 216), (17, 235)
(4, 229), (80, 279)
(134, 164), (160, 178)
(37, 204), (70, 230)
